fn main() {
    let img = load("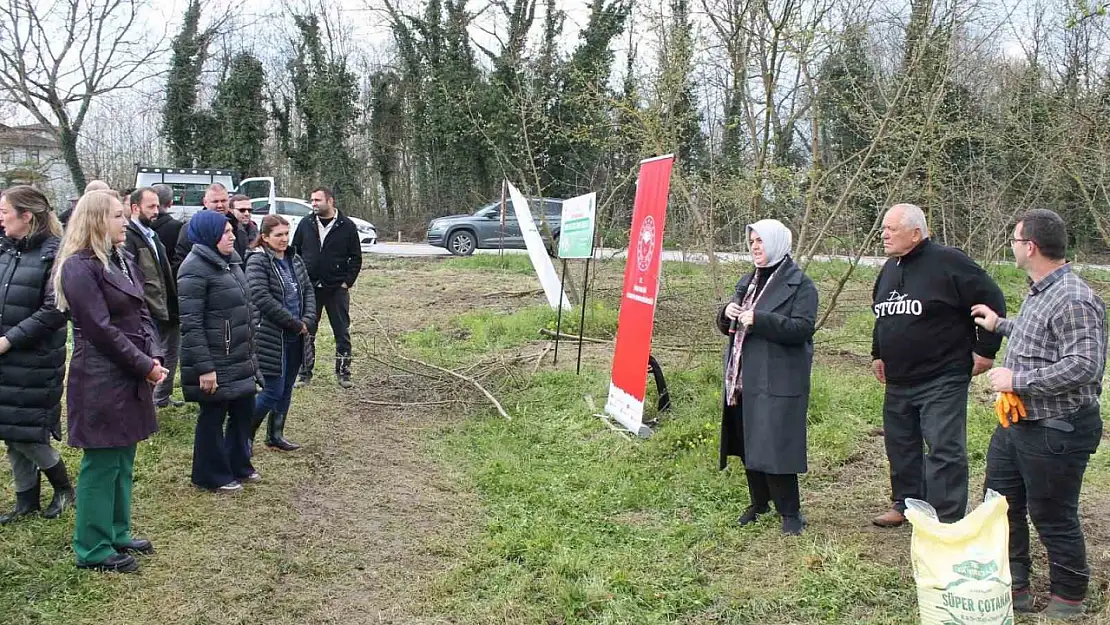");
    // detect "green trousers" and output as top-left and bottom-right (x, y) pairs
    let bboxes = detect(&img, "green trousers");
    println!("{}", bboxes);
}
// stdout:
(73, 445), (136, 565)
